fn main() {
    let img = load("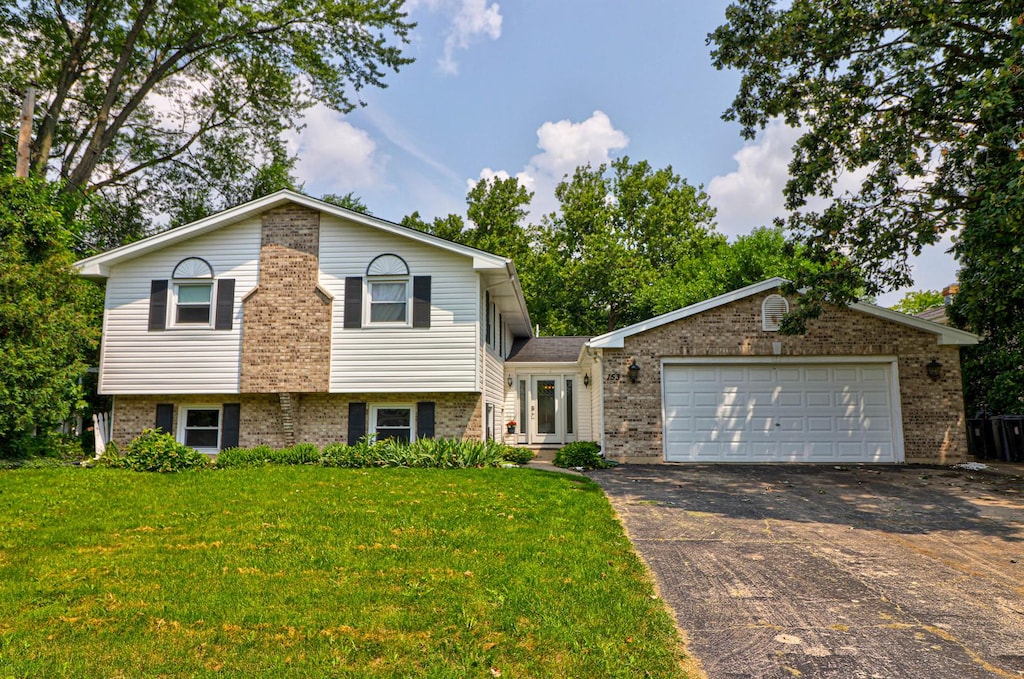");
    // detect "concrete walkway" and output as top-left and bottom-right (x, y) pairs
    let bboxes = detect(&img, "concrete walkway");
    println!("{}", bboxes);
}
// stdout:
(590, 464), (1024, 678)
